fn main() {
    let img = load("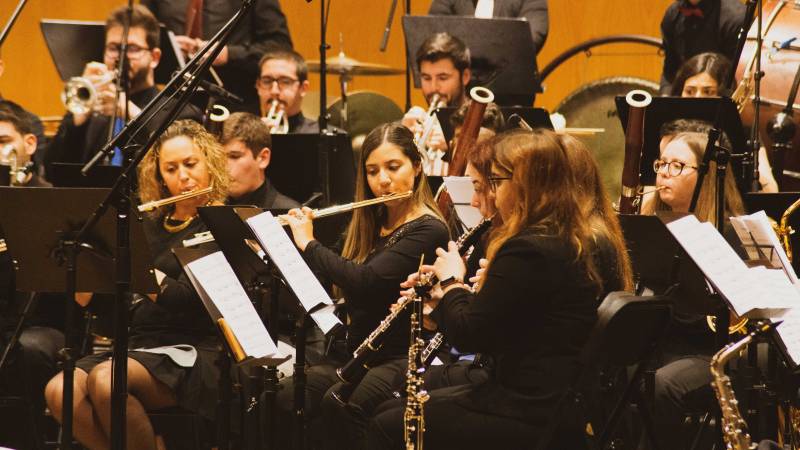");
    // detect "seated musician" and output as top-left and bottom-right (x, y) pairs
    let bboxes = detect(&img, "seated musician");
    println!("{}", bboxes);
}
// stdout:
(45, 5), (199, 169)
(0, 103), (63, 445)
(256, 49), (320, 133)
(44, 120), (227, 450)
(401, 32), (471, 170)
(274, 122), (449, 449)
(220, 111), (300, 208)
(640, 118), (746, 449)
(368, 128), (631, 449)
(669, 51), (779, 192)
